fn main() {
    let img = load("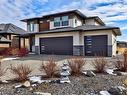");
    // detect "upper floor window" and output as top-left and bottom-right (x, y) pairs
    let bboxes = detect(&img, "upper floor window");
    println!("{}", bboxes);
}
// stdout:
(54, 17), (60, 27)
(62, 16), (69, 26)
(29, 22), (34, 32)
